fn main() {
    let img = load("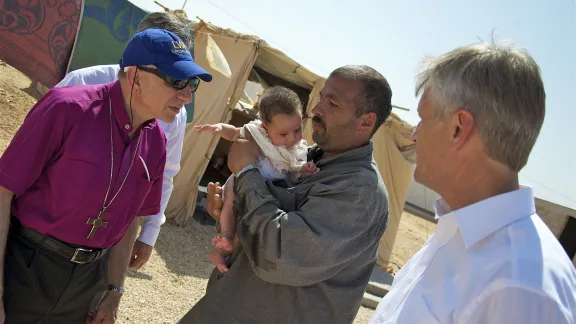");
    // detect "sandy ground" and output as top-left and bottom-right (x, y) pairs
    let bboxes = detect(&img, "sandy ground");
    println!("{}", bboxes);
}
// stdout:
(0, 63), (437, 323)
(389, 211), (436, 269)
